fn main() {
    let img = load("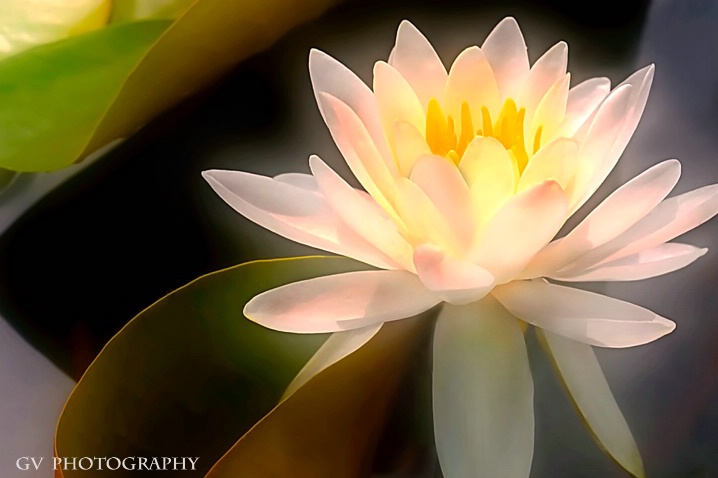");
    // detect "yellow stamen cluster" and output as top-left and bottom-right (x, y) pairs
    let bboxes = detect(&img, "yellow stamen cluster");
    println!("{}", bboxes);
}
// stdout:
(425, 97), (543, 174)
